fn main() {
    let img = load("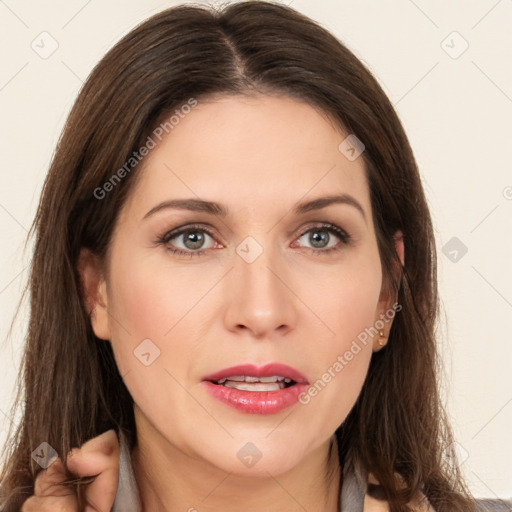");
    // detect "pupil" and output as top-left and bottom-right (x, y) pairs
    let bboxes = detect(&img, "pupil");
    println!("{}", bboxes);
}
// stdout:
(310, 231), (328, 248)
